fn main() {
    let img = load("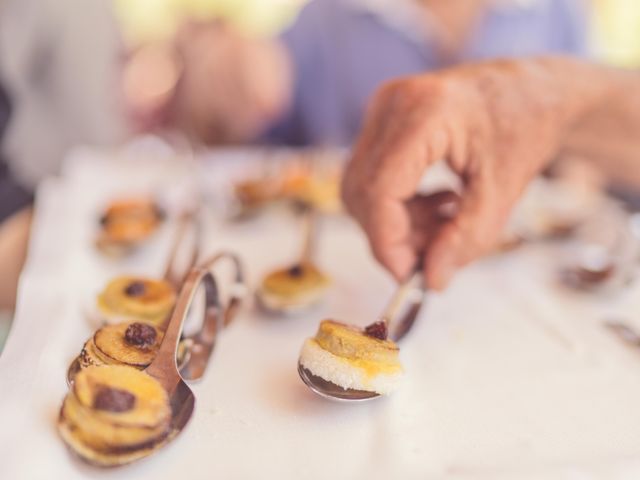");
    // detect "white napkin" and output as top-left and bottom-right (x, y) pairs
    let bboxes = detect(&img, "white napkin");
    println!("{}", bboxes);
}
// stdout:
(3, 147), (640, 479)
